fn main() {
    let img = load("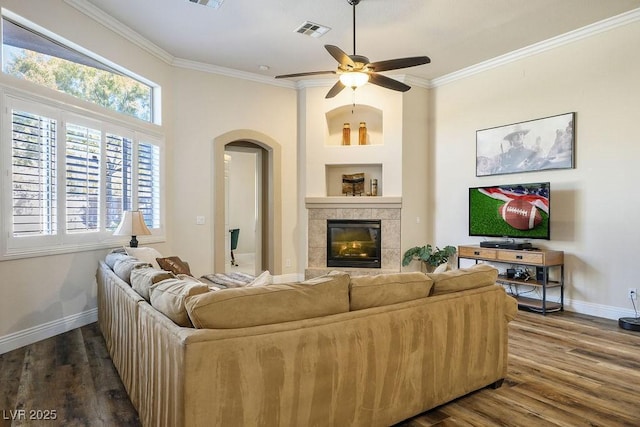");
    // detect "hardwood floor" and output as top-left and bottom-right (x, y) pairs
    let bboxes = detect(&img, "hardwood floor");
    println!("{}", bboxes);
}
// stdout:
(398, 311), (640, 427)
(1, 310), (639, 426)
(0, 323), (139, 427)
